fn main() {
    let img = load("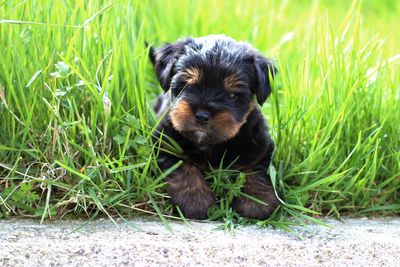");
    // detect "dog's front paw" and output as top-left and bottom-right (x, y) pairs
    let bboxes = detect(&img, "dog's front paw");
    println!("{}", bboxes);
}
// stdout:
(232, 175), (279, 219)
(232, 196), (278, 220)
(171, 186), (214, 220)
(167, 163), (214, 220)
